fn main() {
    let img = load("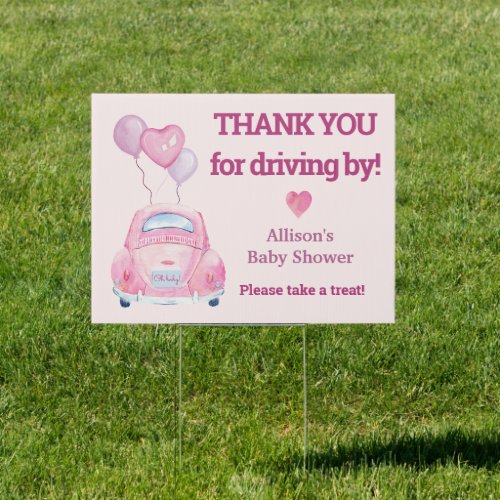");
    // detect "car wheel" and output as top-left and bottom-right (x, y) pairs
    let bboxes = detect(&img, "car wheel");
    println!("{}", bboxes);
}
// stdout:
(208, 298), (219, 307)
(120, 298), (131, 308)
